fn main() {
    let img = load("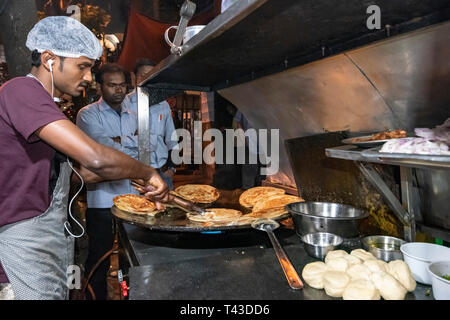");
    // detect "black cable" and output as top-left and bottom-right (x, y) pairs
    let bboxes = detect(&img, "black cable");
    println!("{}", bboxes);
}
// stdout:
(82, 249), (114, 300)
